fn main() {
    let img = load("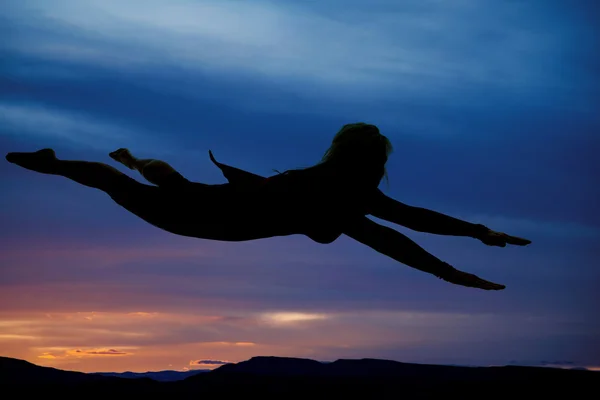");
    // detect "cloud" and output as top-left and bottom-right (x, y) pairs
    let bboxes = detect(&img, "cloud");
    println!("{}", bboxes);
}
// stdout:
(233, 342), (256, 347)
(3, 0), (589, 101)
(0, 237), (217, 271)
(539, 360), (574, 366)
(0, 103), (130, 147)
(507, 360), (600, 371)
(190, 359), (229, 366)
(434, 213), (600, 240)
(38, 347), (133, 360)
(0, 102), (171, 153)
(127, 312), (158, 318)
(260, 312), (329, 326)
(0, 334), (37, 340)
(75, 348), (129, 355)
